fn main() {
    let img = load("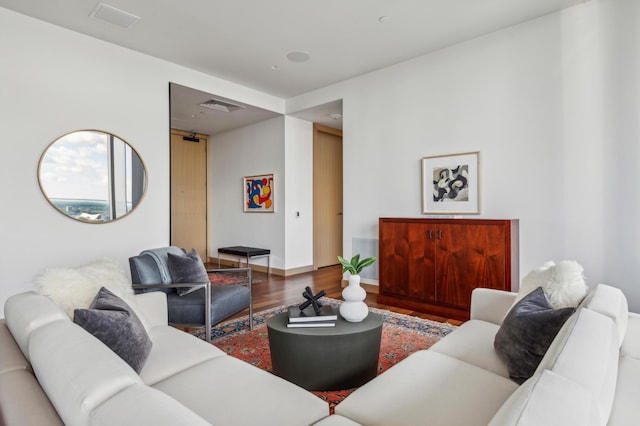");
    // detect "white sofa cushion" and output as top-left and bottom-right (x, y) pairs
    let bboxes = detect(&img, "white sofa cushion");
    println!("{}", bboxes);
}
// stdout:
(607, 356), (640, 426)
(488, 369), (597, 426)
(28, 320), (142, 426)
(133, 292), (169, 328)
(91, 384), (210, 426)
(430, 319), (509, 378)
(536, 308), (619, 425)
(4, 292), (68, 361)
(140, 325), (226, 385)
(580, 283), (629, 346)
(470, 288), (517, 325)
(313, 414), (362, 426)
(153, 355), (329, 426)
(335, 350), (518, 426)
(621, 312), (640, 358)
